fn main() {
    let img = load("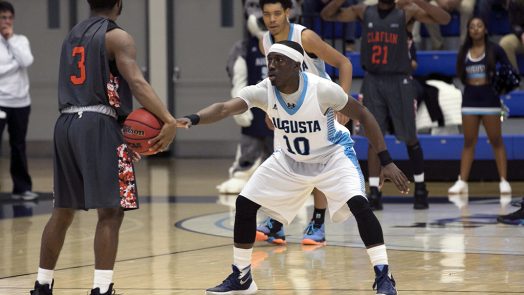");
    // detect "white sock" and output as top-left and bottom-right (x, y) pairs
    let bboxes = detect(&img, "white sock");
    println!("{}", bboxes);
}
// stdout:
(367, 244), (388, 266)
(233, 247), (252, 270)
(93, 269), (113, 294)
(414, 173), (424, 183)
(369, 177), (380, 188)
(36, 267), (54, 287)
